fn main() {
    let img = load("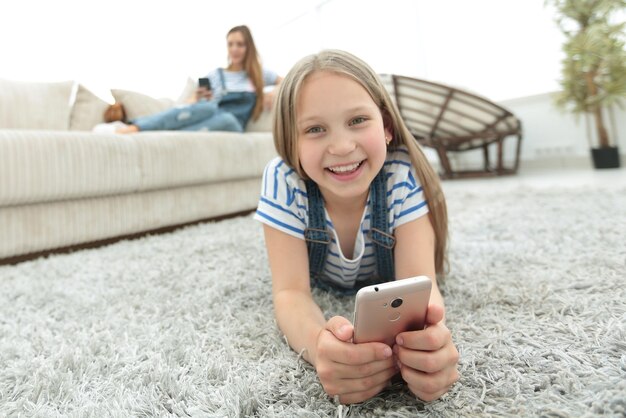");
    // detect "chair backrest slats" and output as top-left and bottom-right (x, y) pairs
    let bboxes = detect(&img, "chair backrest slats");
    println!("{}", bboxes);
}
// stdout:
(381, 73), (521, 145)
